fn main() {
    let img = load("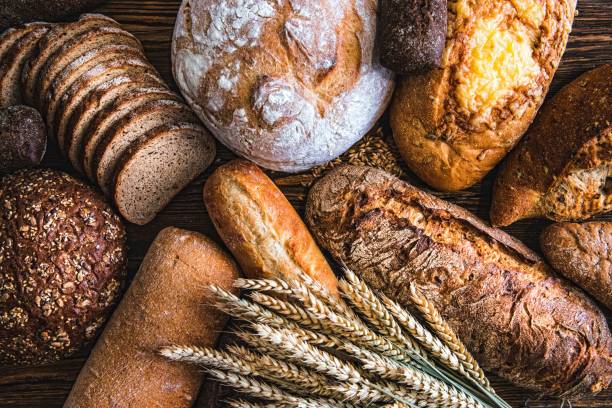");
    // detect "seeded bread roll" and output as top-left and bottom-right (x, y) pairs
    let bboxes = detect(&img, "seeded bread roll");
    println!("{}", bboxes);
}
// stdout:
(172, 0), (394, 172)
(65, 227), (240, 407)
(491, 64), (612, 226)
(378, 0), (447, 73)
(203, 160), (338, 294)
(391, 0), (576, 191)
(541, 222), (612, 310)
(0, 169), (127, 365)
(0, 106), (46, 173)
(306, 165), (612, 397)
